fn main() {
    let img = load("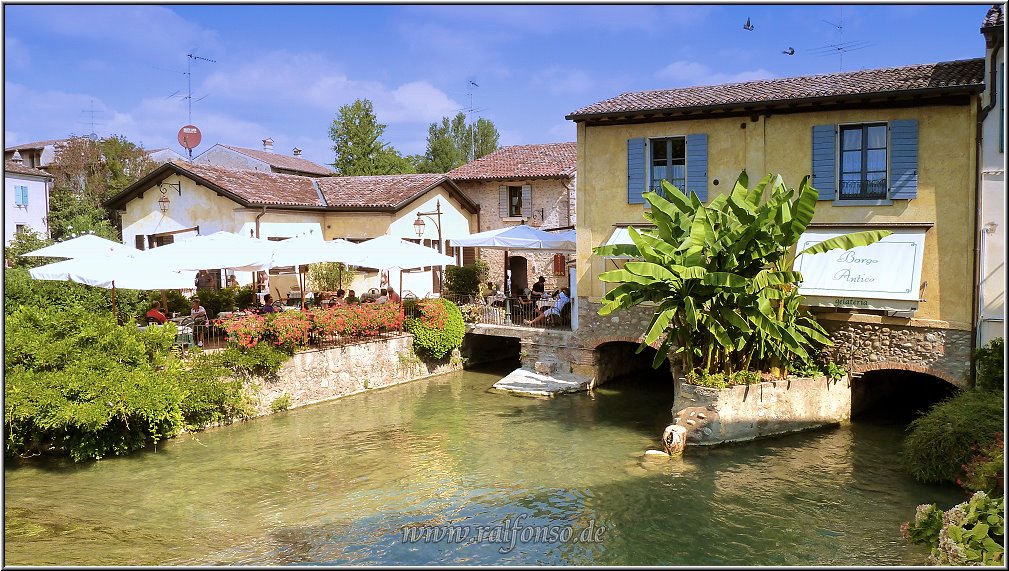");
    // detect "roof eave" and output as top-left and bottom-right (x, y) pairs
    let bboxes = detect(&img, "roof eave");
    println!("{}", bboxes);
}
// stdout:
(566, 84), (985, 123)
(451, 173), (576, 183)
